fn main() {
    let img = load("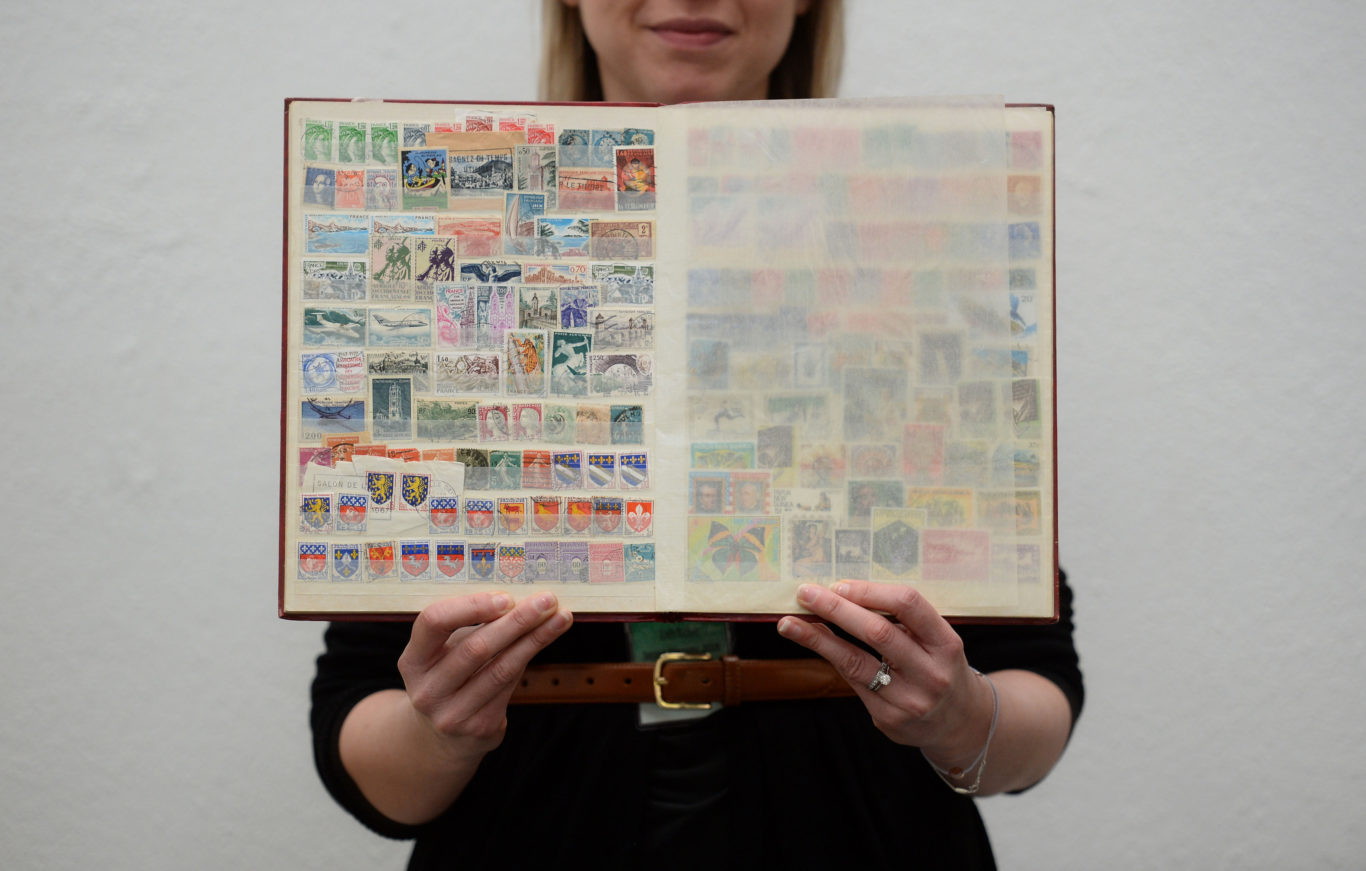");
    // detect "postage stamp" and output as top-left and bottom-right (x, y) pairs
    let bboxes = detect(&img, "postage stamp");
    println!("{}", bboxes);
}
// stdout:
(552, 450), (584, 490)
(849, 444), (898, 478)
(336, 493), (368, 533)
(335, 169), (365, 210)
(399, 540), (432, 581)
(558, 129), (590, 165)
(624, 543), (656, 582)
(365, 541), (398, 581)
(560, 541), (589, 582)
(304, 214), (369, 255)
(297, 542), (329, 581)
(434, 216), (502, 257)
(469, 544), (497, 581)
(412, 236), (460, 295)
(303, 166), (335, 208)
(331, 543), (362, 582)
(618, 451), (649, 489)
(798, 443), (847, 488)
(975, 490), (1017, 532)
(564, 497), (594, 536)
(303, 260), (366, 301)
(558, 287), (599, 329)
(922, 530), (991, 581)
(542, 404), (577, 444)
(834, 528), (871, 580)
(615, 147), (656, 211)
(625, 499), (653, 536)
(687, 516), (782, 582)
(592, 497), (624, 536)
(1015, 491), (1042, 535)
(514, 145), (558, 209)
(527, 123), (555, 145)
(765, 393), (831, 438)
(502, 193), (547, 256)
(368, 308), (431, 348)
(497, 498), (527, 536)
(687, 394), (754, 440)
(904, 488), (974, 528)
(590, 129), (624, 167)
(300, 397), (365, 441)
(518, 287), (559, 331)
(902, 424), (945, 484)
(428, 496), (462, 535)
(525, 541), (559, 582)
(690, 472), (729, 514)
(303, 307), (366, 347)
(589, 542), (625, 583)
(575, 405), (611, 445)
(511, 403), (543, 440)
(505, 330), (548, 396)
(587, 452), (617, 489)
(302, 351), (358, 394)
(435, 352), (500, 395)
(299, 493), (333, 535)
(464, 498), (495, 535)
(869, 508), (927, 581)
(401, 148), (448, 210)
(434, 541), (467, 581)
(729, 471), (771, 514)
(456, 449), (490, 491)
(366, 471), (395, 517)
(847, 480), (905, 526)
(558, 168), (616, 211)
(1012, 379), (1041, 439)
(478, 404), (510, 442)
(690, 442), (755, 470)
(957, 380), (999, 438)
(489, 450), (522, 490)
(370, 377), (413, 441)
(449, 148), (514, 199)
(592, 309), (654, 350)
(589, 220), (654, 260)
(303, 119), (333, 162)
(535, 217), (593, 258)
(688, 339), (729, 391)
(919, 332), (964, 384)
(531, 495), (562, 535)
(522, 449), (553, 489)
(843, 368), (908, 443)
(368, 235), (414, 301)
(590, 353), (653, 395)
(403, 123), (429, 147)
(944, 441), (991, 487)
(398, 472), (431, 513)
(549, 331), (591, 397)
(593, 263), (654, 305)
(790, 515), (834, 579)
(368, 123), (398, 166)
